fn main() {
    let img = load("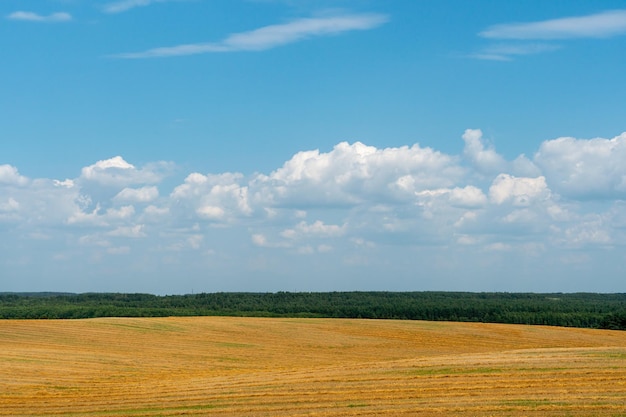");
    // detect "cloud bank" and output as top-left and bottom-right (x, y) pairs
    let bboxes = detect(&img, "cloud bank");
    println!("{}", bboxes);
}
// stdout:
(3, 130), (626, 293)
